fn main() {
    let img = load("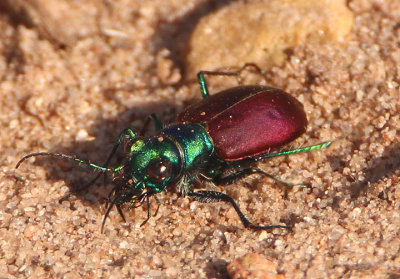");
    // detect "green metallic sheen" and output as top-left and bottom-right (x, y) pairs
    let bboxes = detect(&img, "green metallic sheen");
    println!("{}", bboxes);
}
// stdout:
(126, 123), (214, 194)
(15, 65), (334, 232)
(161, 123), (214, 169)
